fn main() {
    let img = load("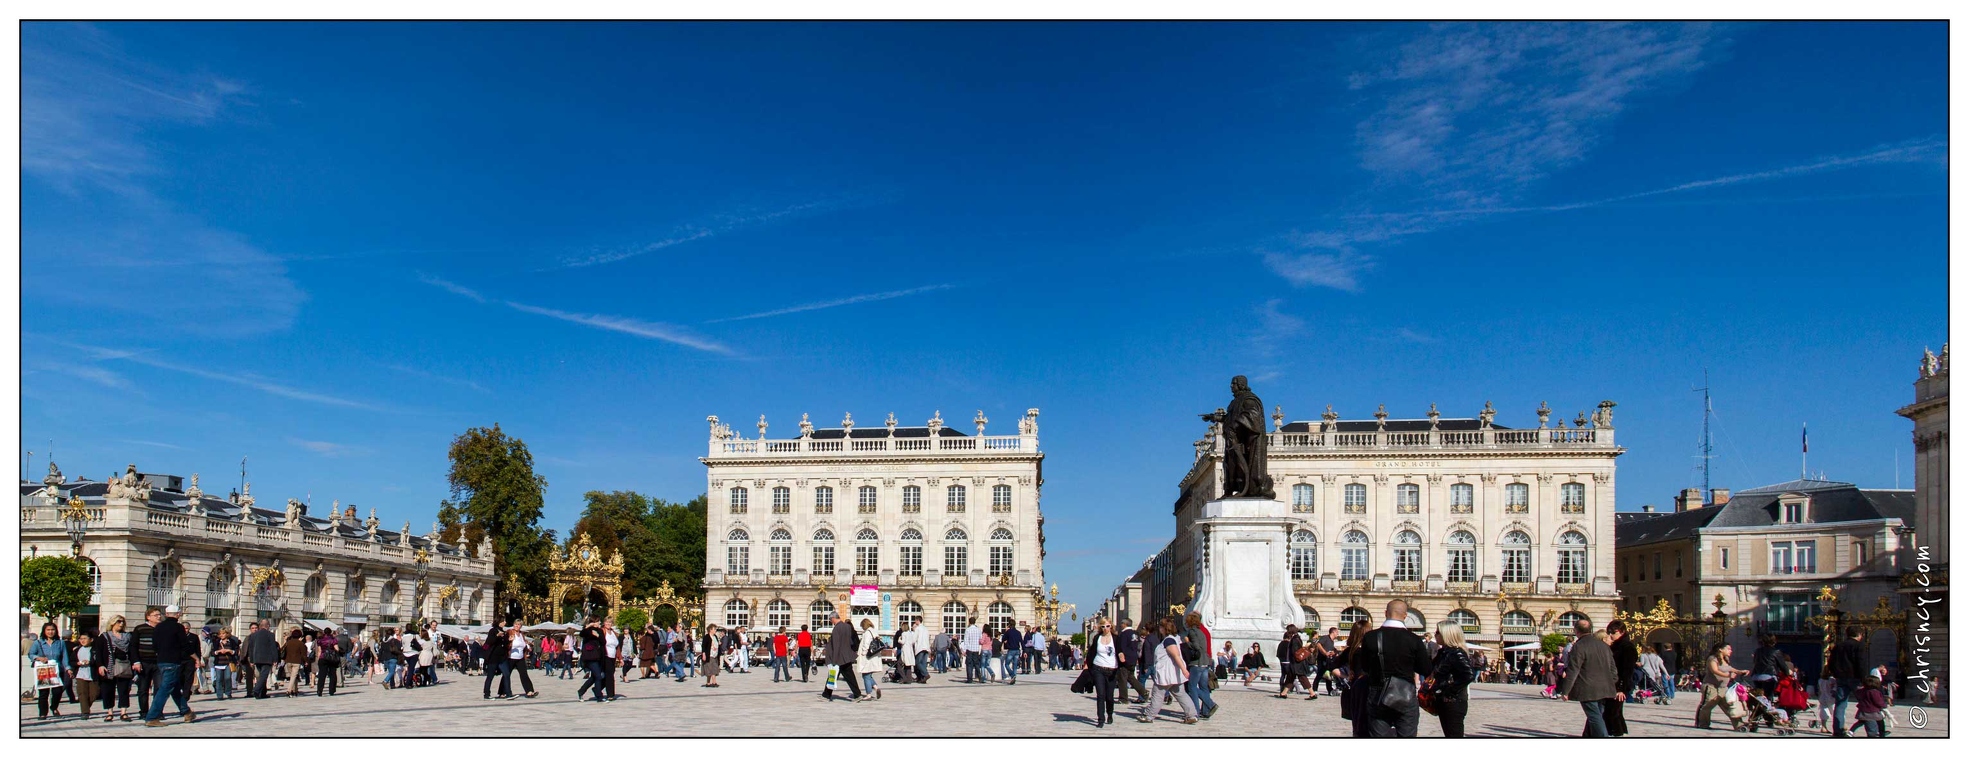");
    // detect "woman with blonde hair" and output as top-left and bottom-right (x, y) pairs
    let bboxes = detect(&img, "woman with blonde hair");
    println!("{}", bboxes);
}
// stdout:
(100, 615), (136, 721)
(1426, 620), (1477, 737)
